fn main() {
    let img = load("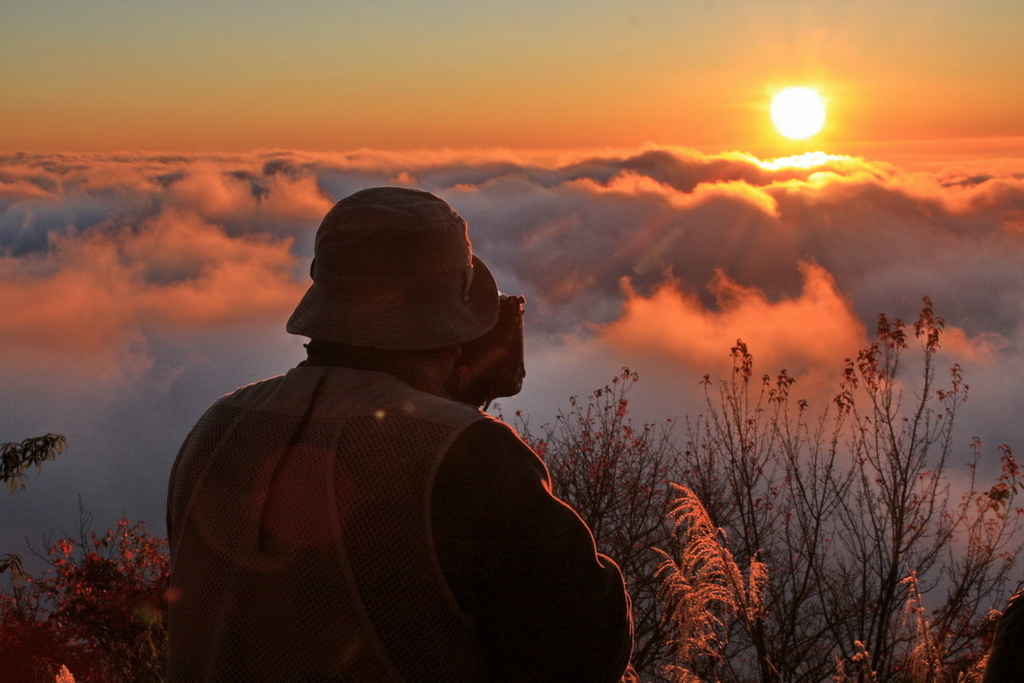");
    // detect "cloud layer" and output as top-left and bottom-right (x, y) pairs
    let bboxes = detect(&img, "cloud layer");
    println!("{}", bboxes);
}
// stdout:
(3, 147), (1023, 566)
